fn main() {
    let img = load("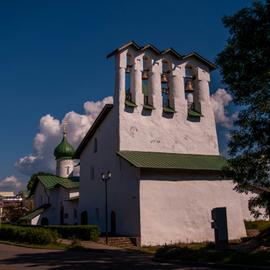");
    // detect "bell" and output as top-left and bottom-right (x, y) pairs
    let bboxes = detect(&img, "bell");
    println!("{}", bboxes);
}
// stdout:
(142, 70), (148, 80)
(161, 73), (168, 83)
(185, 79), (194, 92)
(126, 64), (132, 73)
